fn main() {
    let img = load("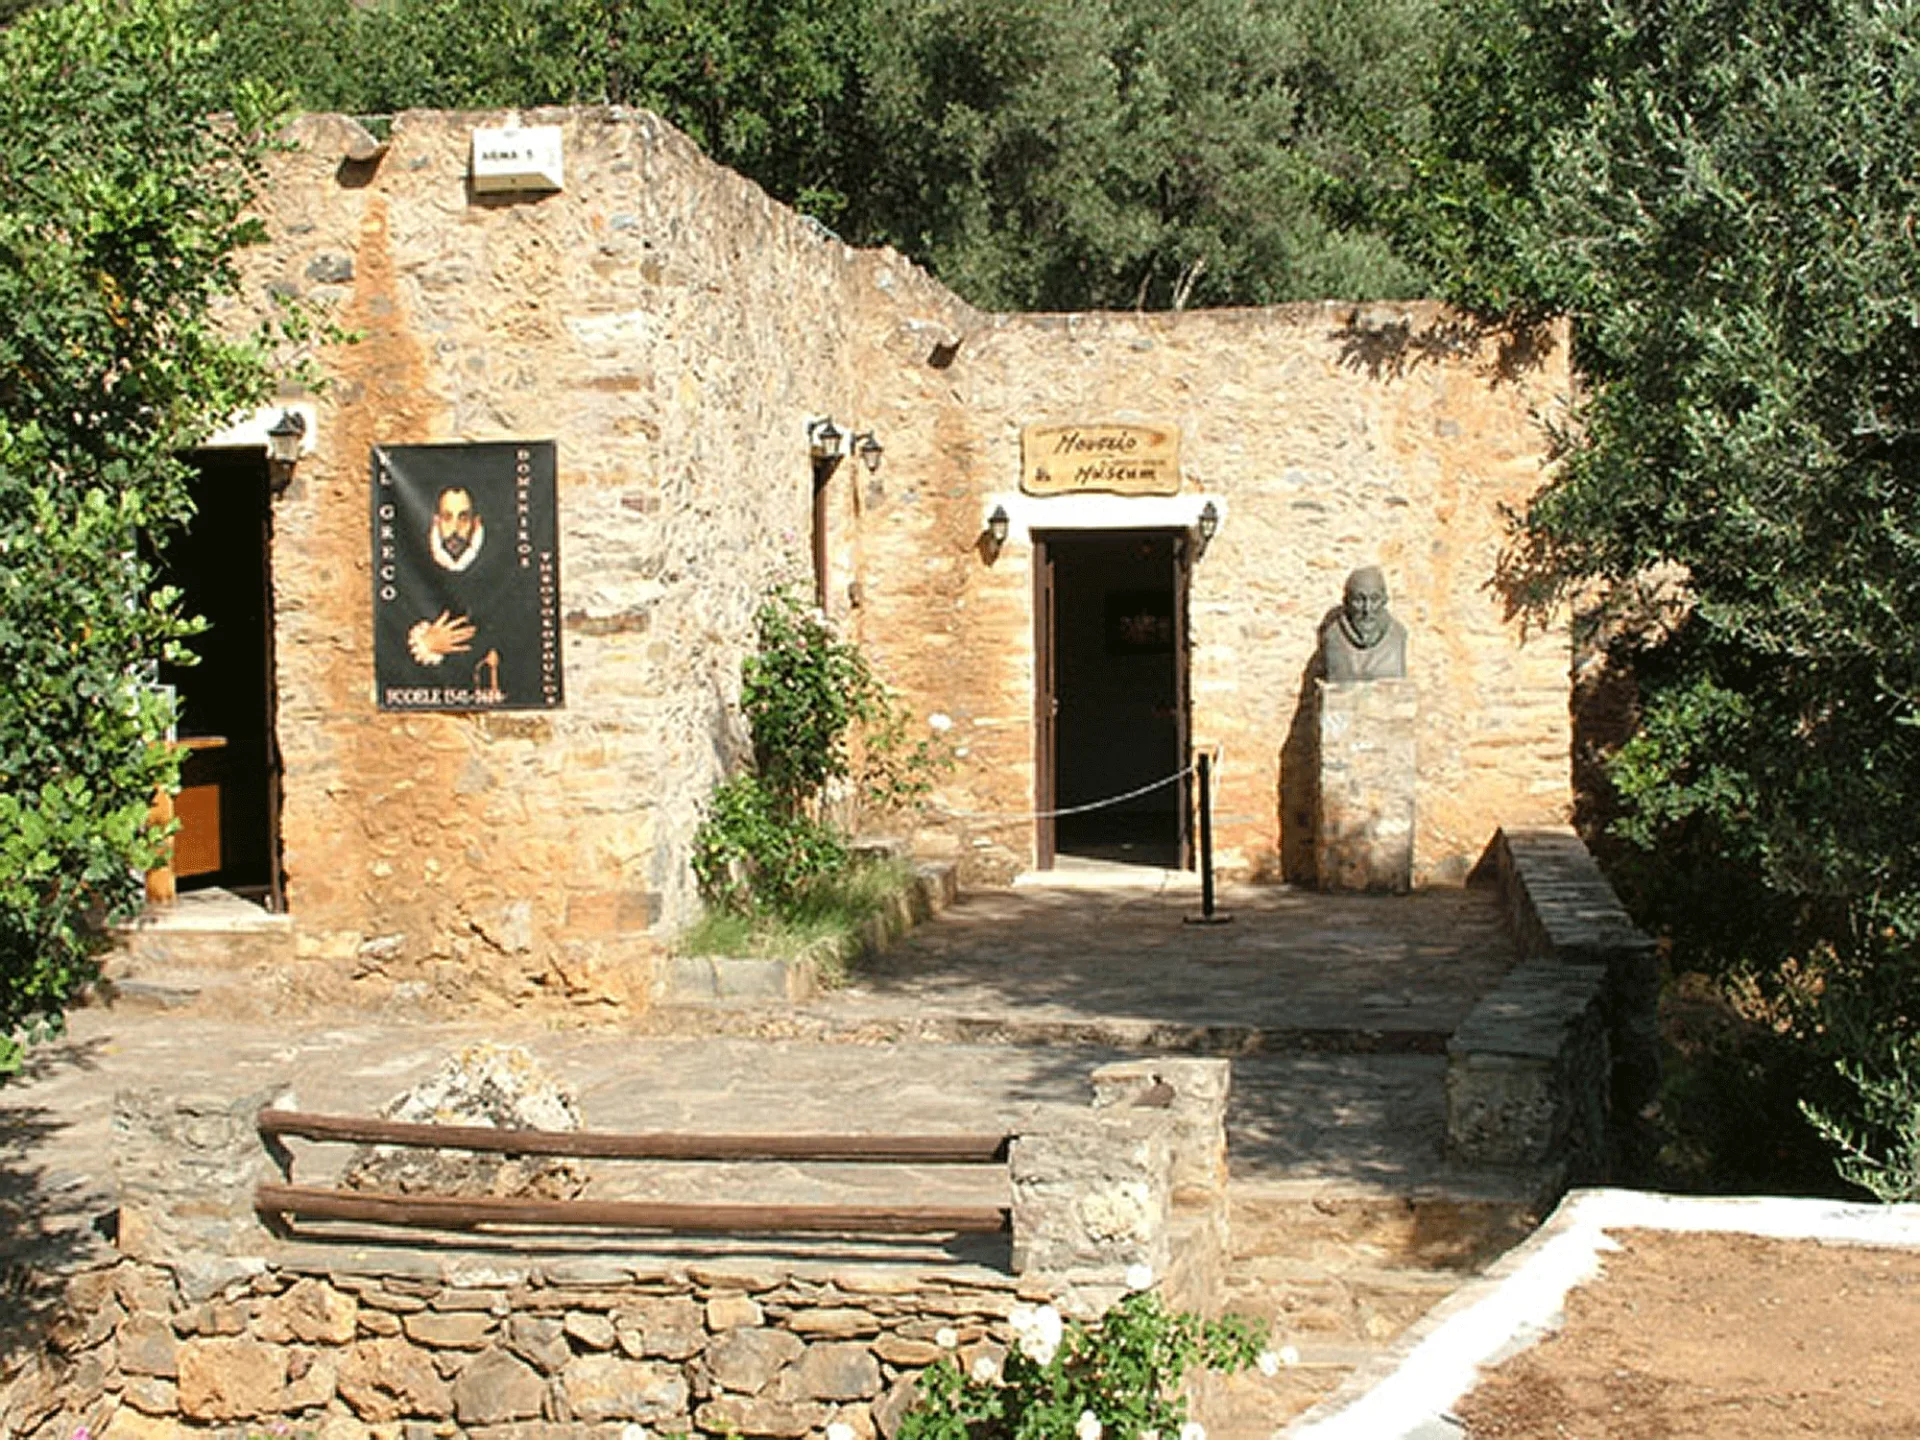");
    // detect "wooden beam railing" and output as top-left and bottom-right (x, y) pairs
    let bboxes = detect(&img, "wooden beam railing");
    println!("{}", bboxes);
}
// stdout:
(254, 1107), (1014, 1239)
(258, 1109), (1011, 1164)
